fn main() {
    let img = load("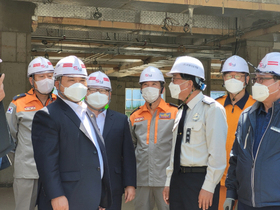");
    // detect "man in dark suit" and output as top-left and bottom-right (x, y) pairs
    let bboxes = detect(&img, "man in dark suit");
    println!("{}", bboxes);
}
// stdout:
(32, 56), (111, 210)
(85, 71), (136, 210)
